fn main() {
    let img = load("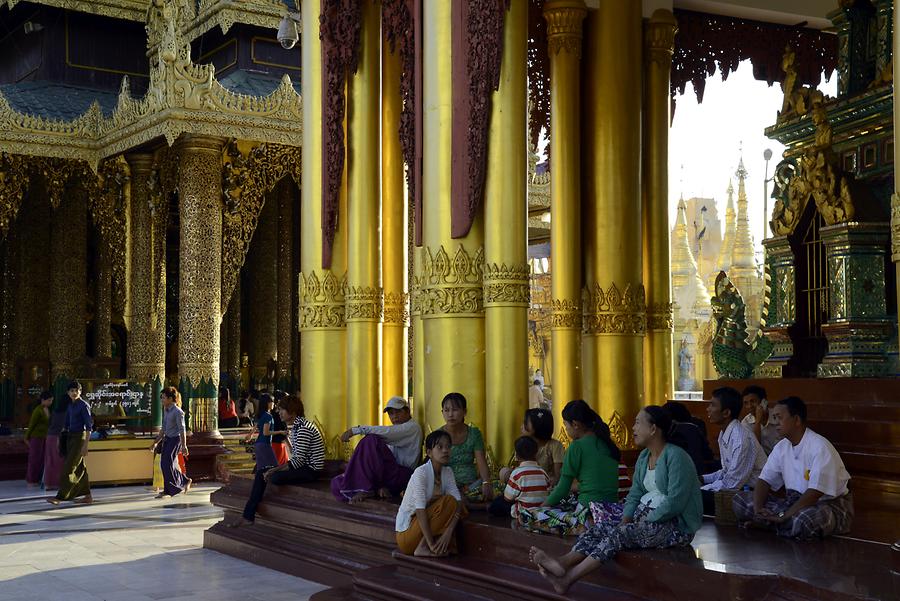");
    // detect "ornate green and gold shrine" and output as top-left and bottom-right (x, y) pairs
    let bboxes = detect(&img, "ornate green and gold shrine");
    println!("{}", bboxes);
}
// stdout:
(763, 0), (896, 378)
